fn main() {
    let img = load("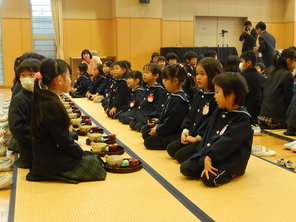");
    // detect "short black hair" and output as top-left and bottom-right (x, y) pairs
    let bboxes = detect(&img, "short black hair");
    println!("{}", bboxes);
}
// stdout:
(143, 63), (162, 76)
(166, 52), (178, 61)
(81, 49), (92, 60)
(184, 51), (198, 62)
(255, 63), (266, 72)
(96, 63), (104, 76)
(224, 55), (240, 72)
(203, 51), (217, 58)
(16, 58), (41, 81)
(240, 50), (256, 67)
(157, 56), (166, 62)
(151, 52), (160, 59)
(113, 60), (129, 77)
(255, 21), (266, 31)
(127, 70), (143, 86)
(244, 21), (252, 26)
(78, 63), (88, 72)
(212, 72), (249, 106)
(104, 61), (113, 67)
